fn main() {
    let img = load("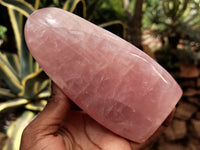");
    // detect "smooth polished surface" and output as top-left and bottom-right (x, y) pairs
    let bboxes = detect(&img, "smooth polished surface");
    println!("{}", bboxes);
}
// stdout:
(25, 7), (182, 143)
